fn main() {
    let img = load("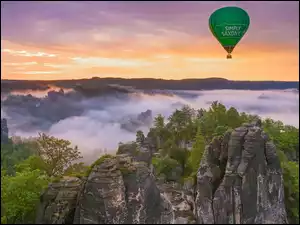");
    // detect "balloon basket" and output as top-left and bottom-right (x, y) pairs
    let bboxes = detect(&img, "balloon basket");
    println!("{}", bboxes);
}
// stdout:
(226, 54), (232, 59)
